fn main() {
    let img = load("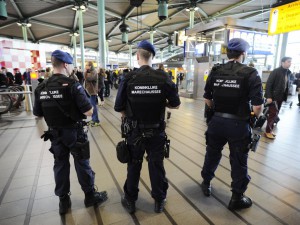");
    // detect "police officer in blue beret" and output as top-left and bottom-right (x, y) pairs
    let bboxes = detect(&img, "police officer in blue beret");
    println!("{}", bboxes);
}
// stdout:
(201, 38), (263, 210)
(33, 50), (107, 214)
(114, 40), (180, 214)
